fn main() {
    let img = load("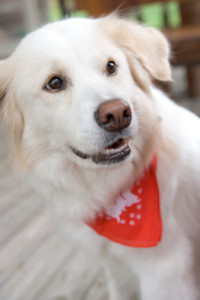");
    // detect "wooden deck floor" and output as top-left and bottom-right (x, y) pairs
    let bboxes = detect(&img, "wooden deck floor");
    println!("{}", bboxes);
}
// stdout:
(0, 120), (107, 300)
